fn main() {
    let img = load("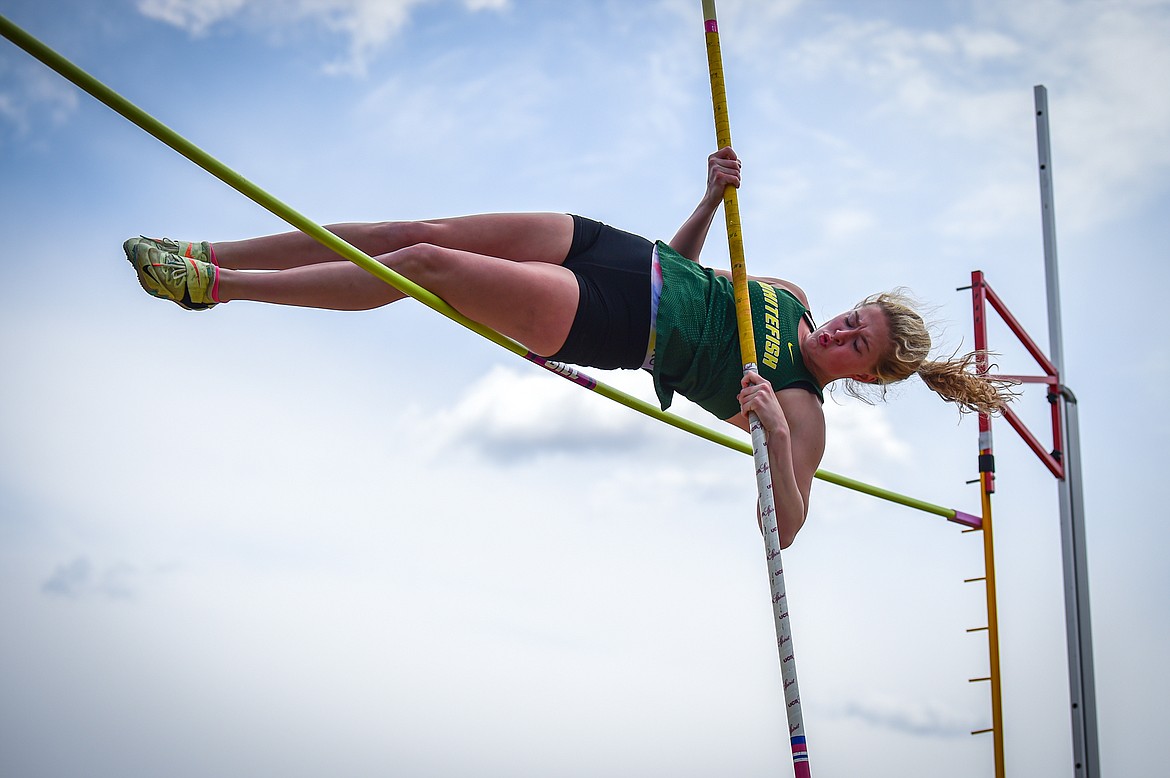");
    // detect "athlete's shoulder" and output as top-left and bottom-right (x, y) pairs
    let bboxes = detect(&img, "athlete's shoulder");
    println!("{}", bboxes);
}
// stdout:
(749, 276), (809, 309)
